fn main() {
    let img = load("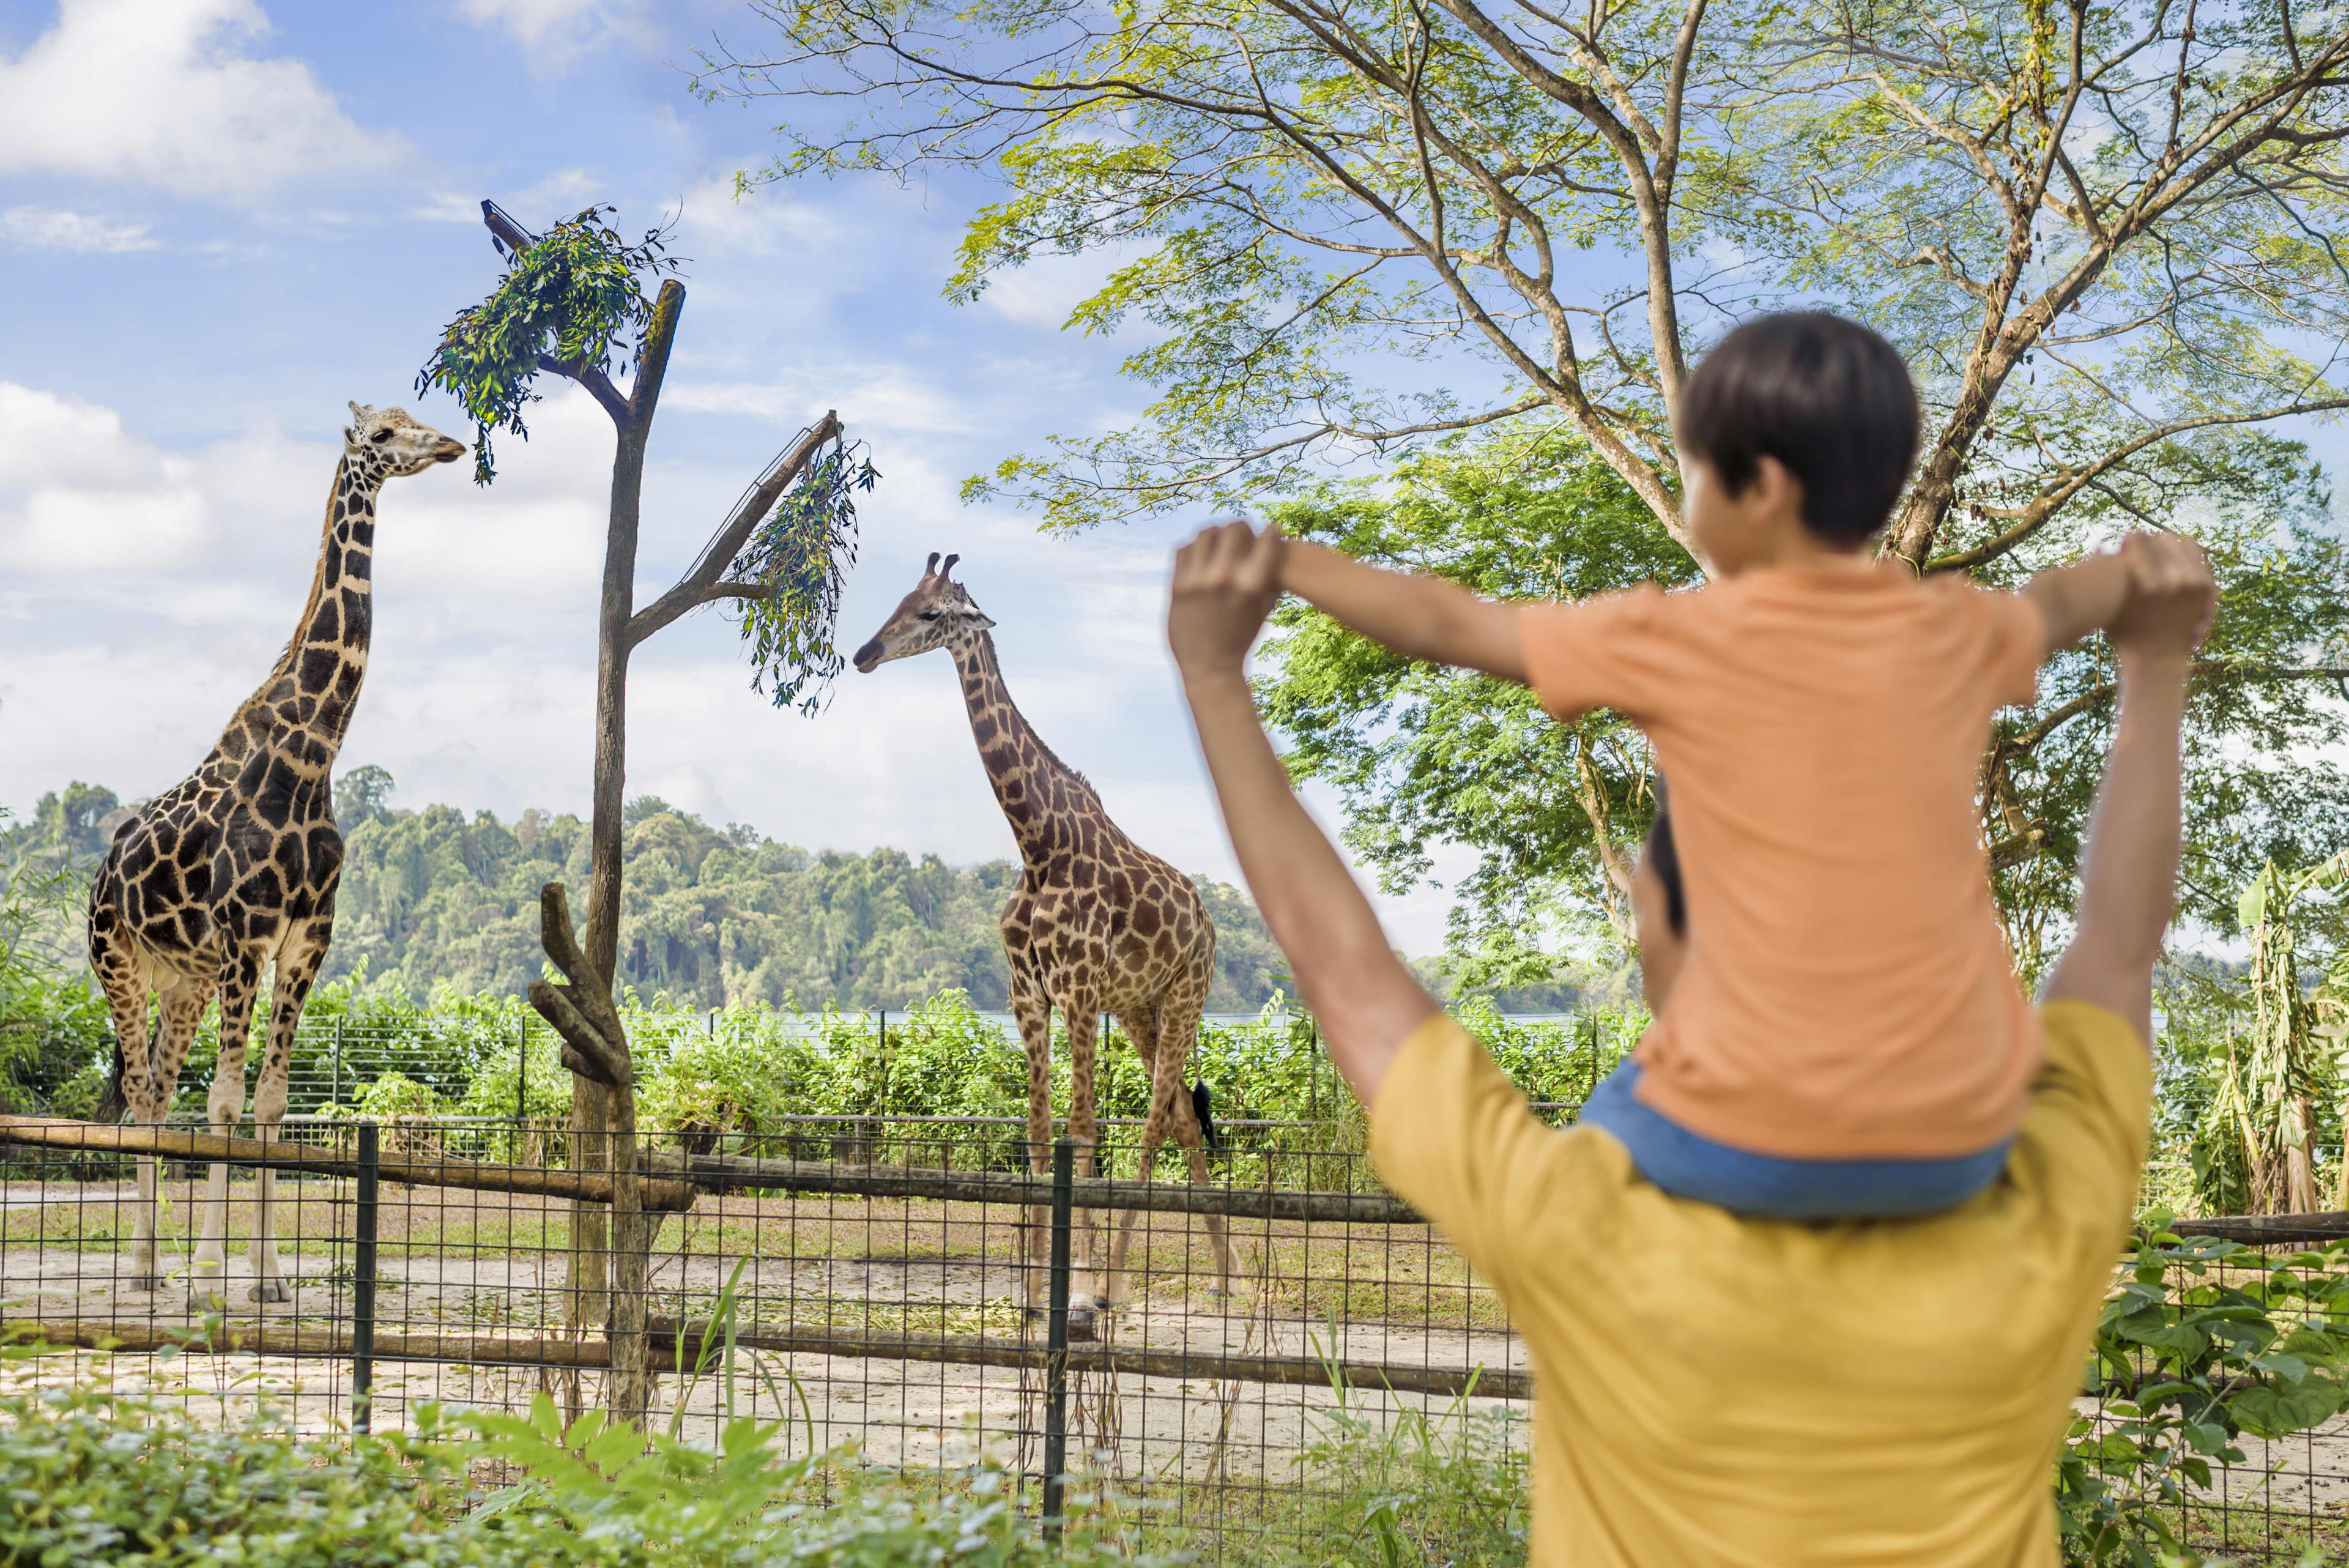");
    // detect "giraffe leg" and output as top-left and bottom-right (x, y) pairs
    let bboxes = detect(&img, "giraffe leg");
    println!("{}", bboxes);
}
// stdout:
(192, 952), (262, 1312)
(248, 926), (328, 1304)
(1063, 996), (1105, 1327)
(91, 921), (161, 1290)
(1157, 1005), (1234, 1300)
(1104, 1007), (1160, 1311)
(1009, 973), (1055, 1323)
(128, 983), (208, 1294)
